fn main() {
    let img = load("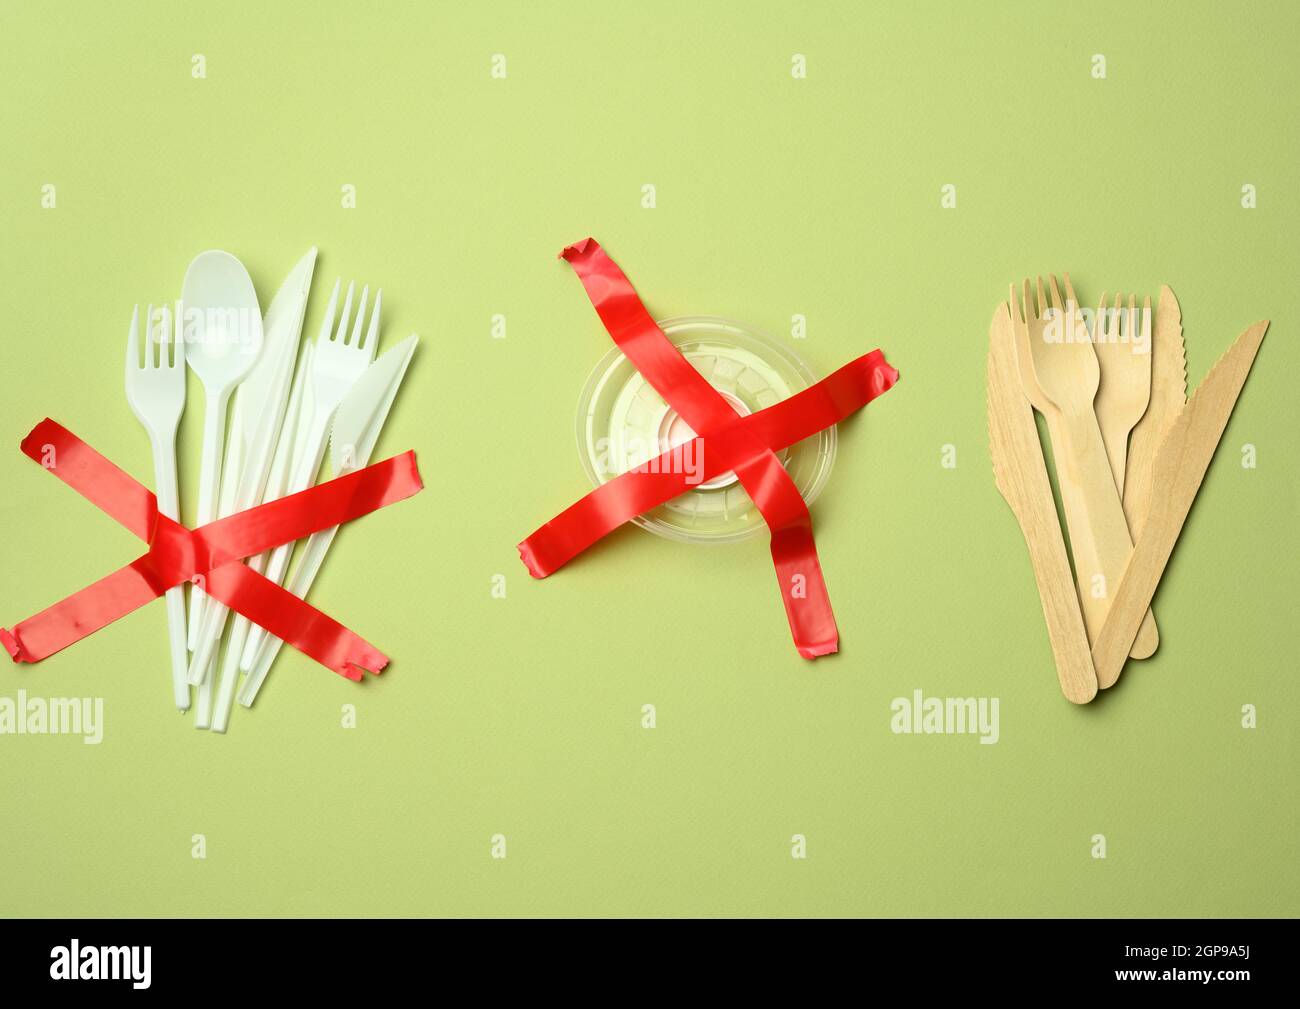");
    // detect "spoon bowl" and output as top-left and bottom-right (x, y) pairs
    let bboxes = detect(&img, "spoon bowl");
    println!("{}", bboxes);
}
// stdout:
(183, 251), (263, 389)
